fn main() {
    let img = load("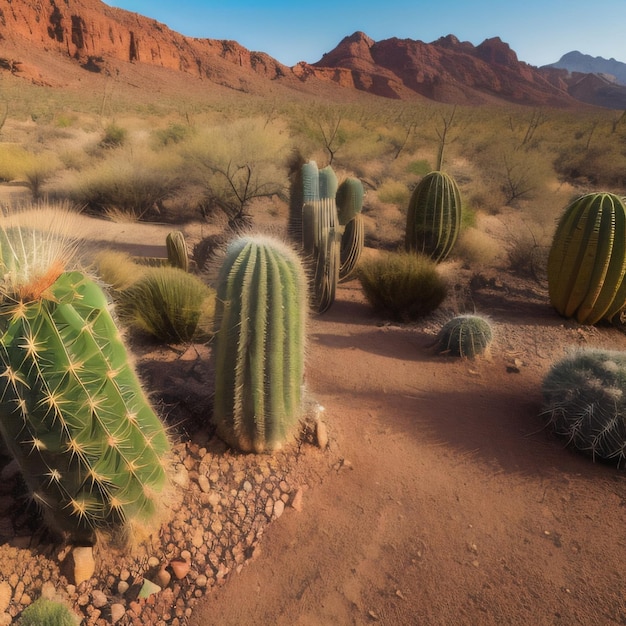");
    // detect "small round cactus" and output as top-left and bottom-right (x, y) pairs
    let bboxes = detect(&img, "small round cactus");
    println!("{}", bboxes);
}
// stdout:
(436, 314), (493, 358)
(542, 348), (626, 464)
